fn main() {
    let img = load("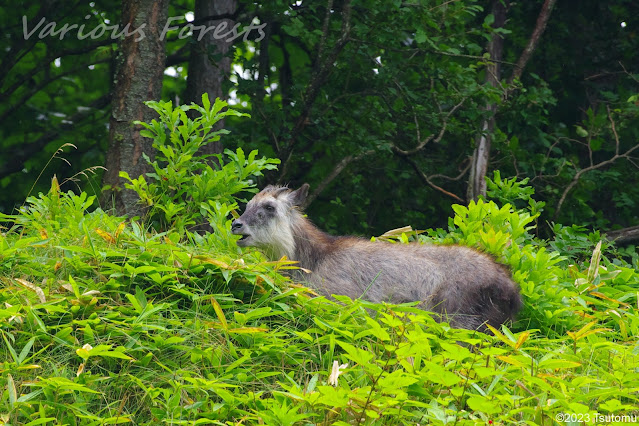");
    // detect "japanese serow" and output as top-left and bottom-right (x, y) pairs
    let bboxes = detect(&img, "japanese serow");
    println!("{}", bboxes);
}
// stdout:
(231, 184), (522, 330)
